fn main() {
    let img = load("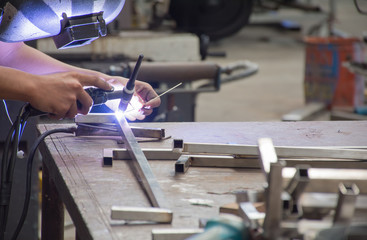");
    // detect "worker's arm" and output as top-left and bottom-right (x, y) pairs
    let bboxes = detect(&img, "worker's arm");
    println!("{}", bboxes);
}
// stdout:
(0, 42), (160, 118)
(0, 65), (112, 119)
